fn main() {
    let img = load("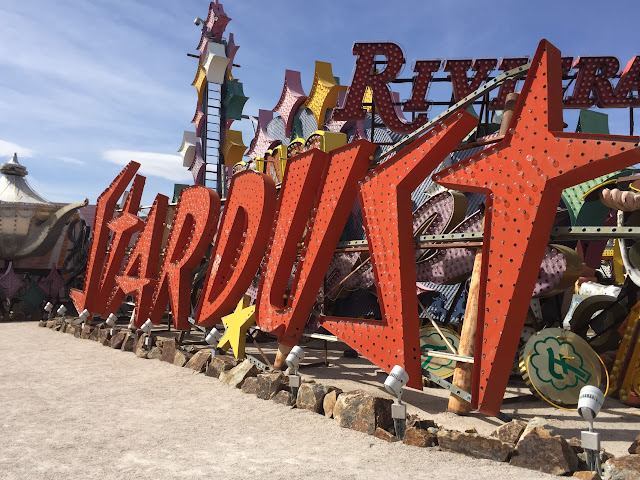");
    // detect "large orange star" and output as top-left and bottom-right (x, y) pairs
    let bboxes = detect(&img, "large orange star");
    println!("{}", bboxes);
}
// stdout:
(435, 39), (640, 415)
